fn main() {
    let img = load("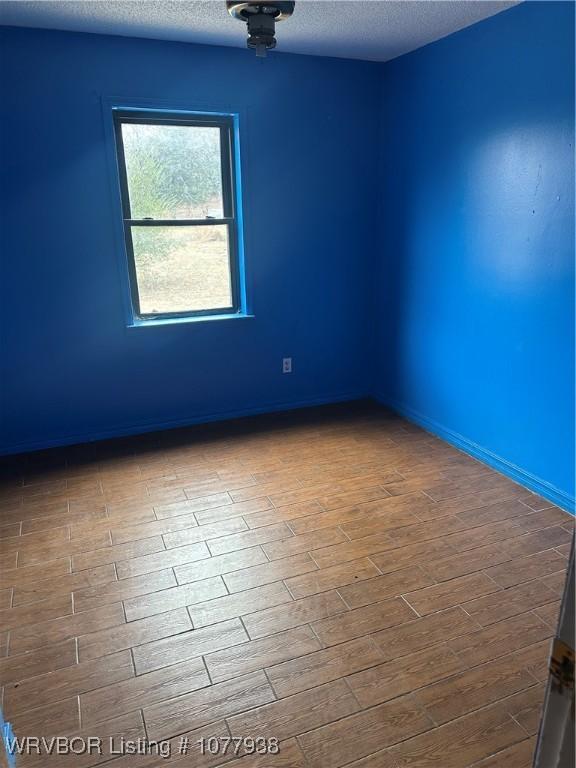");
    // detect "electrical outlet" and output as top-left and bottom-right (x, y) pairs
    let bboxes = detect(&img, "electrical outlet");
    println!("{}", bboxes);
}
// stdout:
(282, 357), (292, 374)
